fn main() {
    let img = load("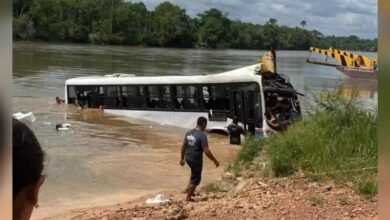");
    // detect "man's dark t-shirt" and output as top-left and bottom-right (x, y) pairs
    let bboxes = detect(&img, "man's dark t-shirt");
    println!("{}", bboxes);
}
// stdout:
(184, 129), (208, 163)
(227, 124), (245, 145)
